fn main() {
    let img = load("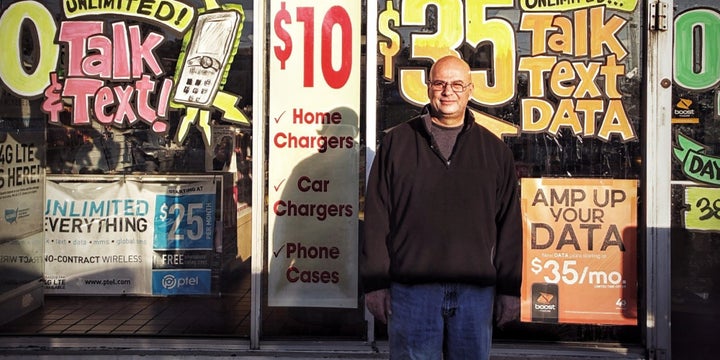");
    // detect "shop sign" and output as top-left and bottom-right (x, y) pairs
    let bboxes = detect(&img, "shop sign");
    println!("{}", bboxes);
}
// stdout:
(152, 269), (212, 295)
(674, 8), (720, 92)
(520, 178), (638, 325)
(520, 0), (635, 12)
(675, 133), (720, 228)
(684, 186), (720, 231)
(267, 0), (360, 307)
(0, 131), (44, 242)
(0, 0), (250, 148)
(673, 7), (720, 122)
(44, 179), (216, 296)
(674, 133), (720, 186)
(672, 7), (720, 232)
(377, 0), (638, 141)
(671, 98), (699, 124)
(0, 126), (45, 284)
